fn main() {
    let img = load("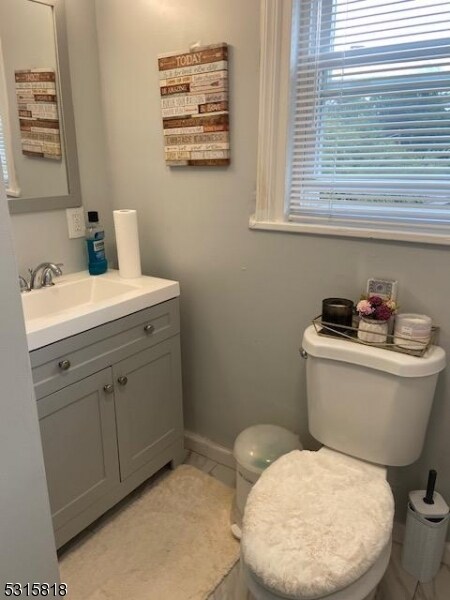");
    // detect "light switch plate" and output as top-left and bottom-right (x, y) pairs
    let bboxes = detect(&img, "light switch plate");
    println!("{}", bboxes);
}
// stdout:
(66, 207), (85, 239)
